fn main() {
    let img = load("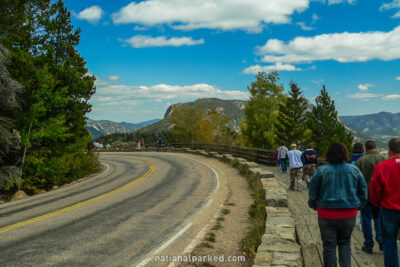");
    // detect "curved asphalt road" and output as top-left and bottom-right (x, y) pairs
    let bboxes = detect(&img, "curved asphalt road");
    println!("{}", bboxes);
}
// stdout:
(0, 152), (217, 266)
